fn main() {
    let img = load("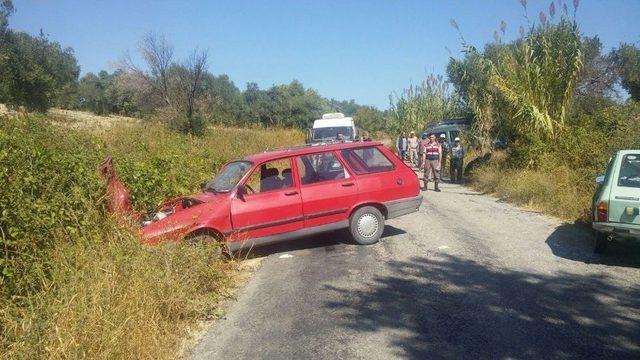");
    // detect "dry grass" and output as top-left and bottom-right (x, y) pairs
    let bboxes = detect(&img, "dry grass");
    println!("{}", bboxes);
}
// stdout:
(468, 151), (593, 222)
(0, 111), (303, 359)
